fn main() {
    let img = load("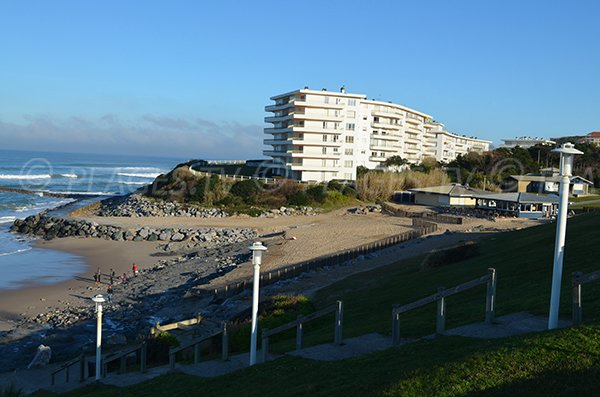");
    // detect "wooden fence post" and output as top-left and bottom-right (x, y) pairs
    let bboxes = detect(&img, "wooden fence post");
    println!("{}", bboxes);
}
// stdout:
(261, 329), (269, 363)
(436, 287), (446, 334)
(169, 347), (176, 370)
(79, 352), (85, 382)
(392, 310), (400, 345)
(485, 268), (497, 323)
(140, 342), (147, 373)
(222, 322), (230, 361)
(572, 271), (583, 325)
(194, 342), (201, 364)
(296, 316), (304, 351)
(335, 300), (344, 345)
